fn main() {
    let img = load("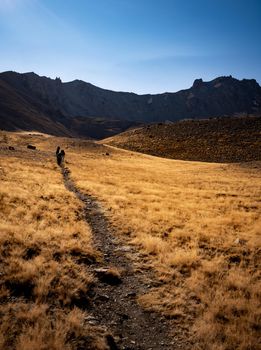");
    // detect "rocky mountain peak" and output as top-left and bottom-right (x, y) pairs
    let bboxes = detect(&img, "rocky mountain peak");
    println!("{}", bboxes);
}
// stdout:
(192, 78), (203, 88)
